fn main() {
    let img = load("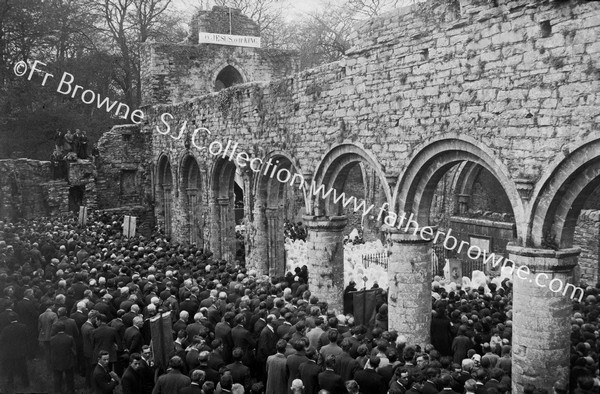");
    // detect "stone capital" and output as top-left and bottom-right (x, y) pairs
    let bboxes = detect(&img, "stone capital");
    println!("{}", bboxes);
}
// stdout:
(514, 178), (535, 201)
(506, 243), (580, 272)
(302, 215), (348, 231)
